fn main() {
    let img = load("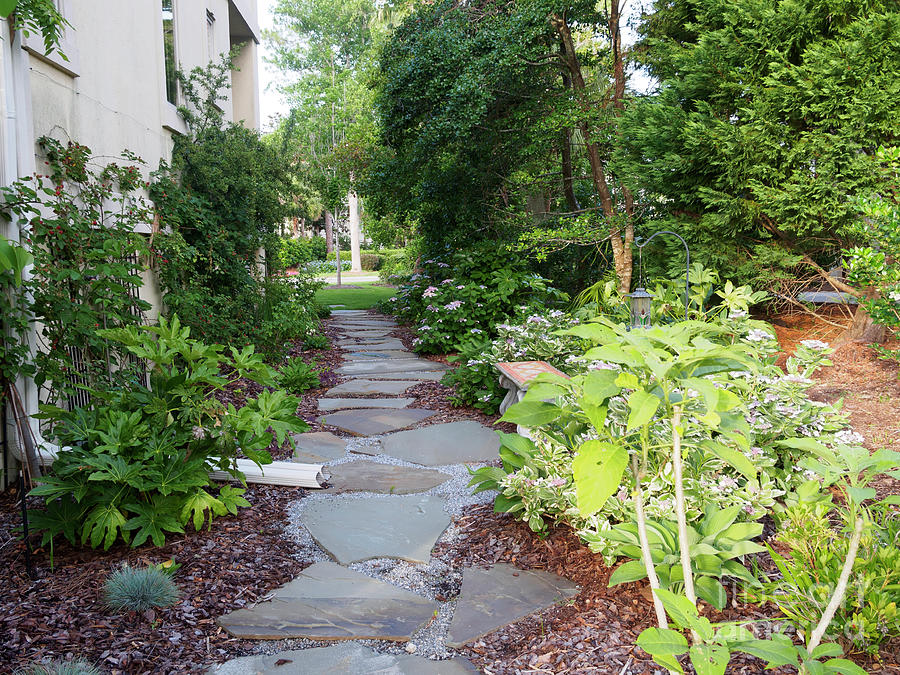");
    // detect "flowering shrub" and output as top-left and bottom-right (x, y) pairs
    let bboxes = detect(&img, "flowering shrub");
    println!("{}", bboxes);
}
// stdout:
(472, 318), (850, 563)
(305, 259), (352, 274)
(442, 309), (587, 413)
(383, 247), (566, 354)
